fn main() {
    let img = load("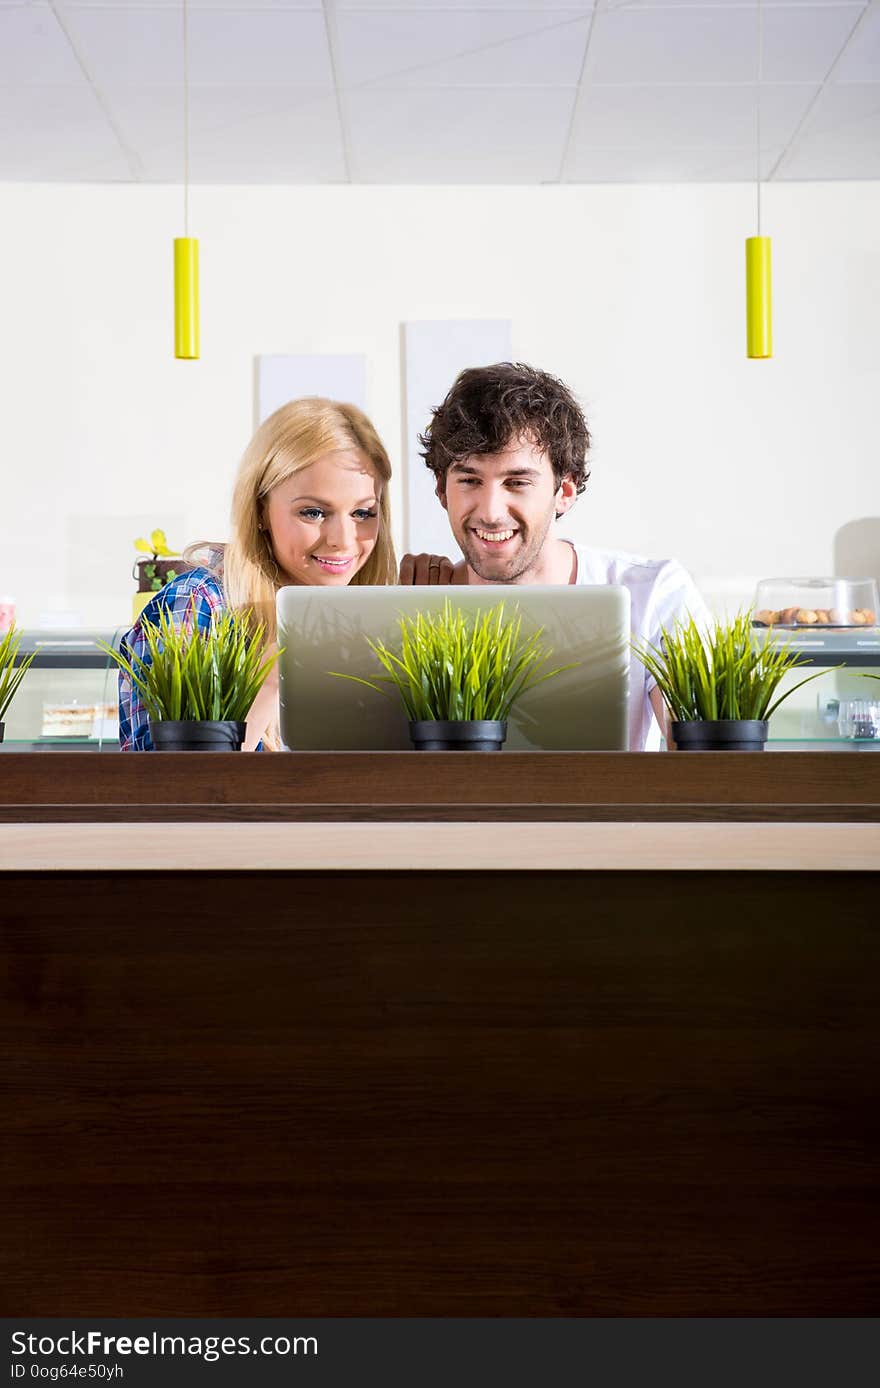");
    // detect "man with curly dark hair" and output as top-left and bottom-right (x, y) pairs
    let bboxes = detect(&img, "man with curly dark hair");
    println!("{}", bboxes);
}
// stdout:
(413, 362), (590, 586)
(400, 362), (710, 750)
